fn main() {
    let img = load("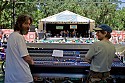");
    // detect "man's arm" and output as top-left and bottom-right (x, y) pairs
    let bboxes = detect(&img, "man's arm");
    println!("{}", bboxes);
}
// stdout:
(23, 55), (34, 65)
(84, 55), (92, 64)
